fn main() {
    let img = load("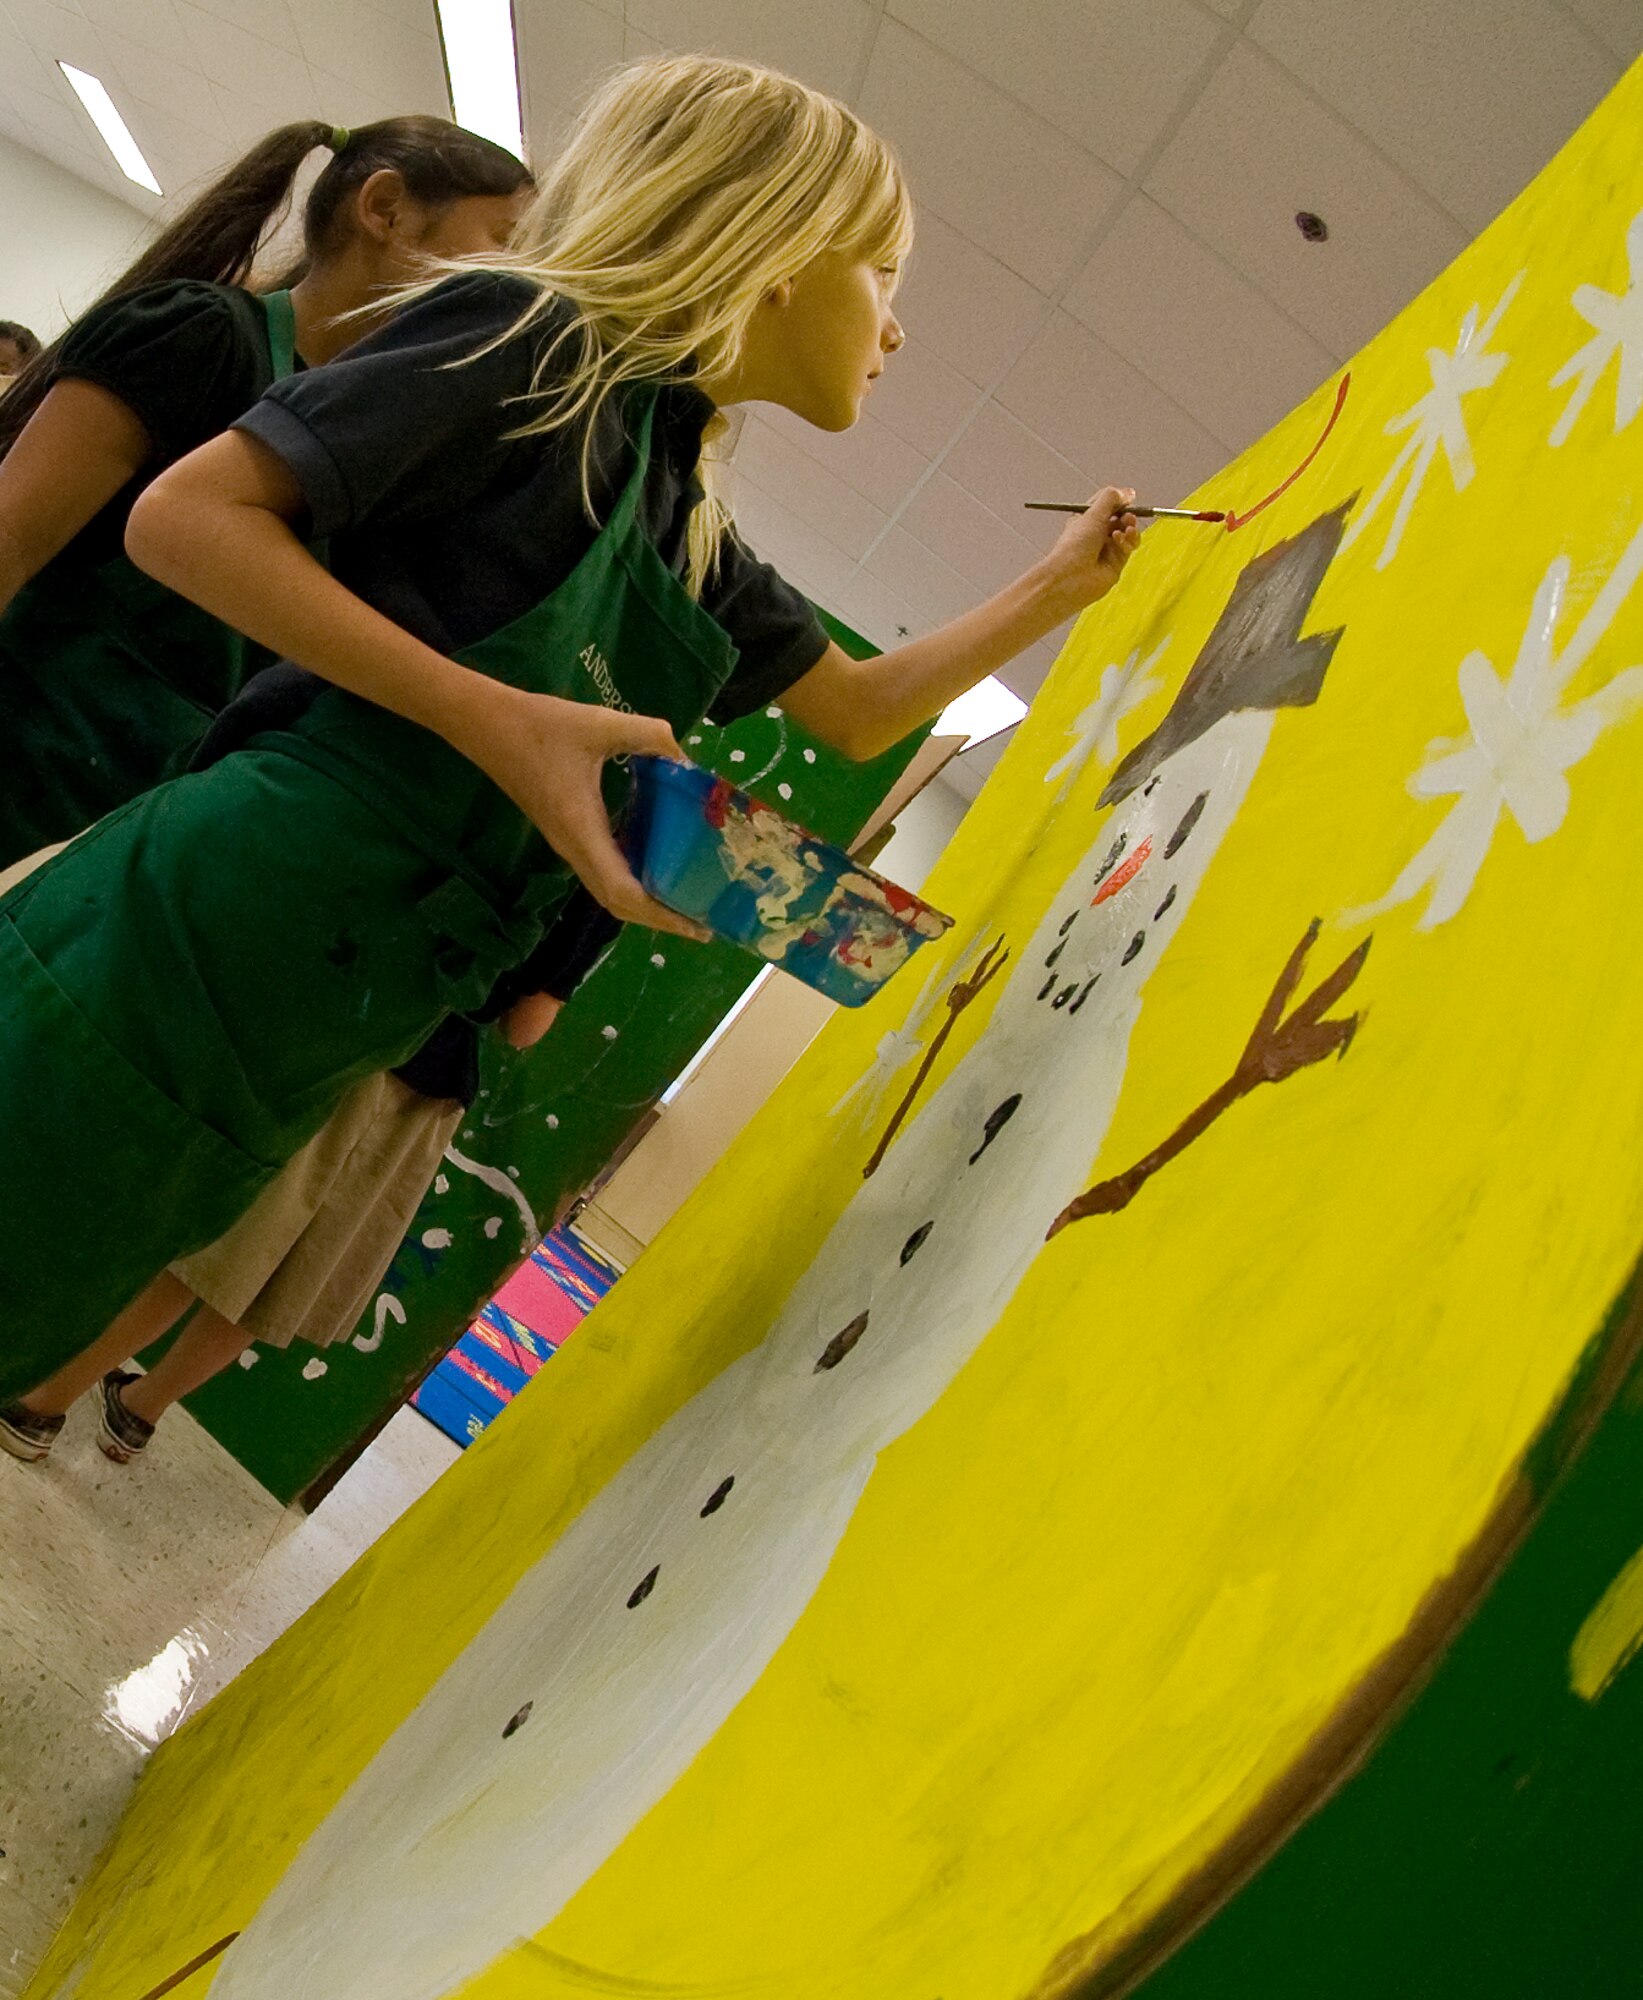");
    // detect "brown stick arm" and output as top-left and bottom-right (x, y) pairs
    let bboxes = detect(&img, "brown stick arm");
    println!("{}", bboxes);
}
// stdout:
(1047, 922), (1371, 1237)
(864, 936), (1009, 1178)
